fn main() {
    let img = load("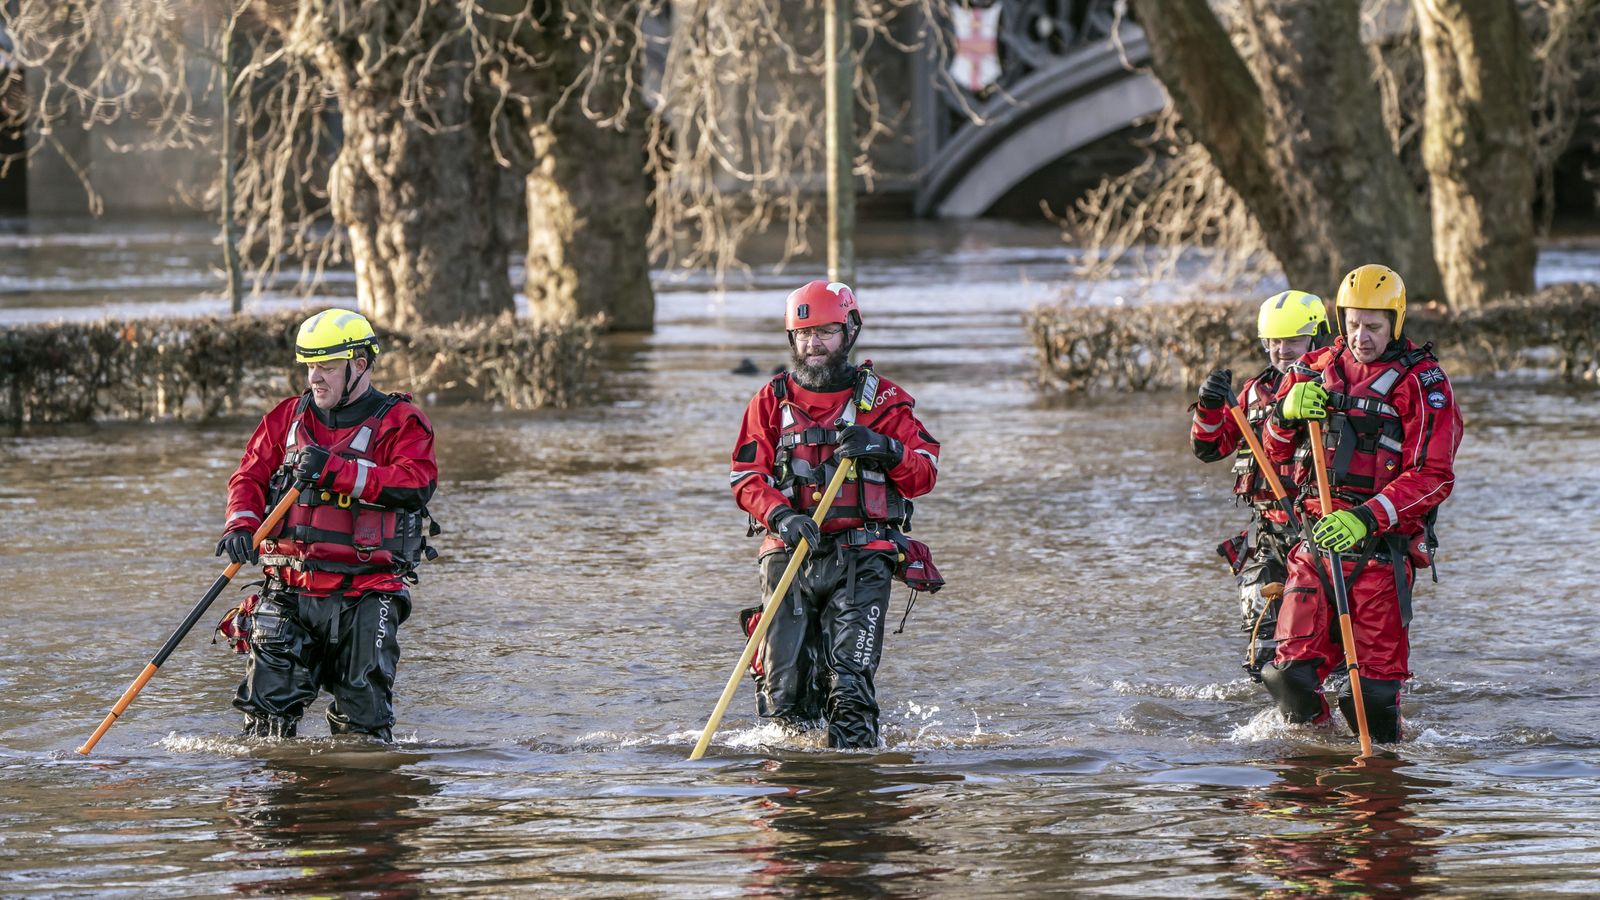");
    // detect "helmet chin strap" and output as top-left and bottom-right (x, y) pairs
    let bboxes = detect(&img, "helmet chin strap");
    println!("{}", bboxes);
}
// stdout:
(335, 357), (368, 410)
